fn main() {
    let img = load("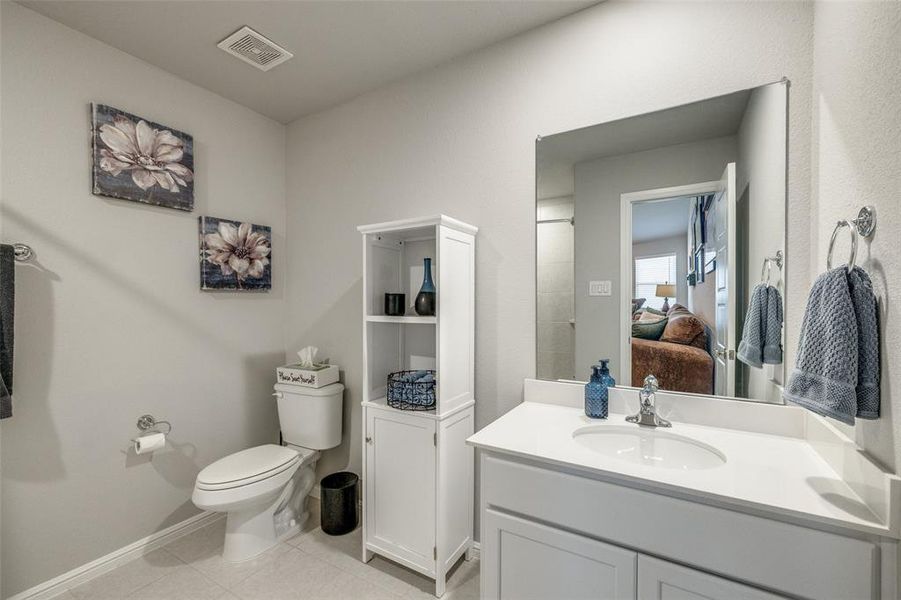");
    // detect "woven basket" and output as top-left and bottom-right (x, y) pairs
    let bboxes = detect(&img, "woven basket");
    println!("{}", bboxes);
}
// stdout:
(386, 370), (436, 411)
